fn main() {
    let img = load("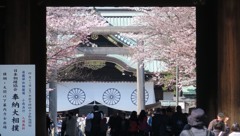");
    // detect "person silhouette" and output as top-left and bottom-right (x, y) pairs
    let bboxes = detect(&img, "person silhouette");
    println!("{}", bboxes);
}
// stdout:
(180, 108), (214, 136)
(86, 105), (103, 136)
